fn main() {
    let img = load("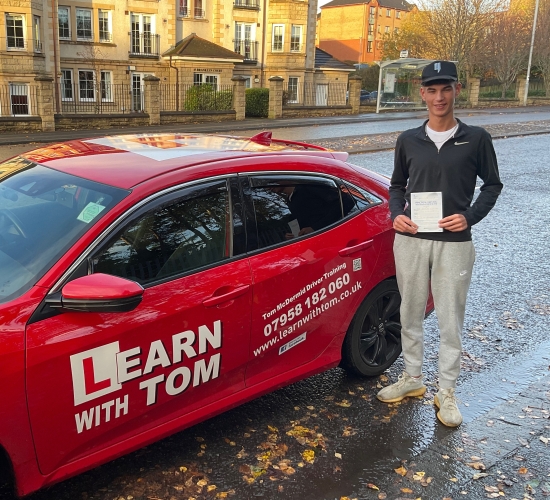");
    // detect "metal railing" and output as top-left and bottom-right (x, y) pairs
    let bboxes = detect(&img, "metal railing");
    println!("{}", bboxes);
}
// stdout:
(194, 8), (206, 18)
(180, 6), (190, 17)
(160, 84), (233, 112)
(99, 32), (113, 43)
(129, 33), (160, 57)
(283, 82), (347, 107)
(0, 84), (38, 116)
(59, 83), (138, 114)
(233, 40), (259, 62)
(233, 0), (260, 9)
